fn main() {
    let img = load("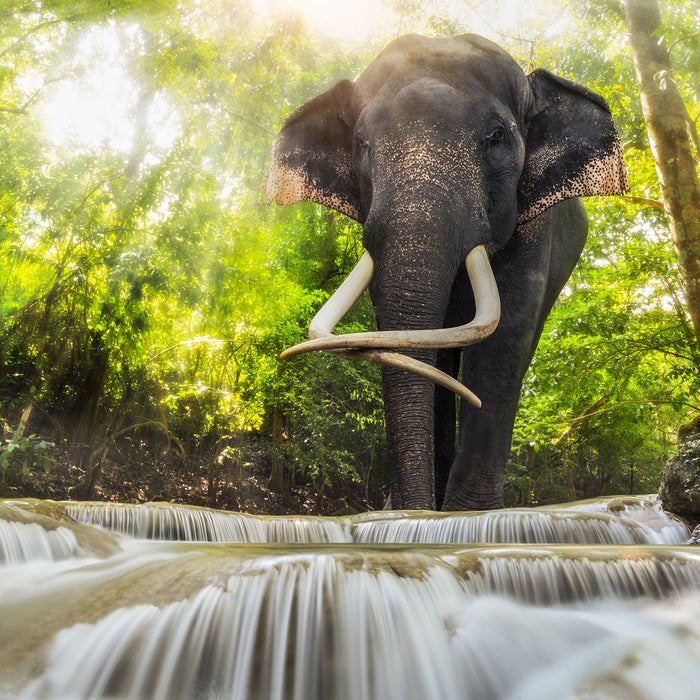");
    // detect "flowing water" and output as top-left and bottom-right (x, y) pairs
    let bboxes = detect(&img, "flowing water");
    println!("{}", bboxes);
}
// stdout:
(1, 495), (698, 699)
